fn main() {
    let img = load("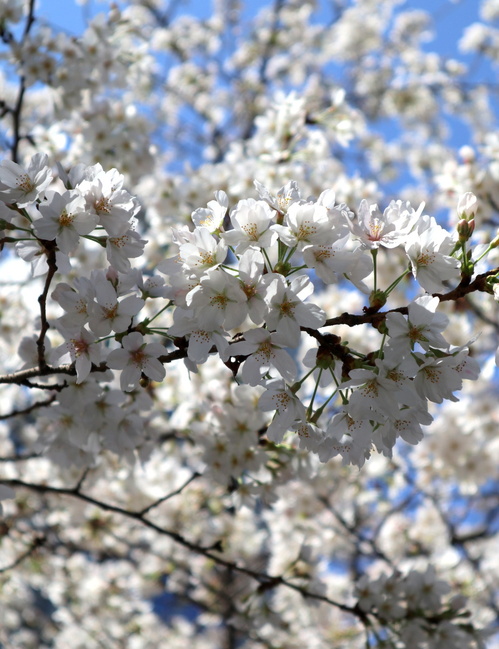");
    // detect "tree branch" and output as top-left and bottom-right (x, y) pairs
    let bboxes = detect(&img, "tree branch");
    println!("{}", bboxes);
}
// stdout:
(138, 471), (201, 515)
(1, 477), (363, 620)
(0, 394), (56, 420)
(0, 534), (45, 574)
(323, 267), (499, 329)
(36, 243), (58, 371)
(10, 0), (36, 163)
